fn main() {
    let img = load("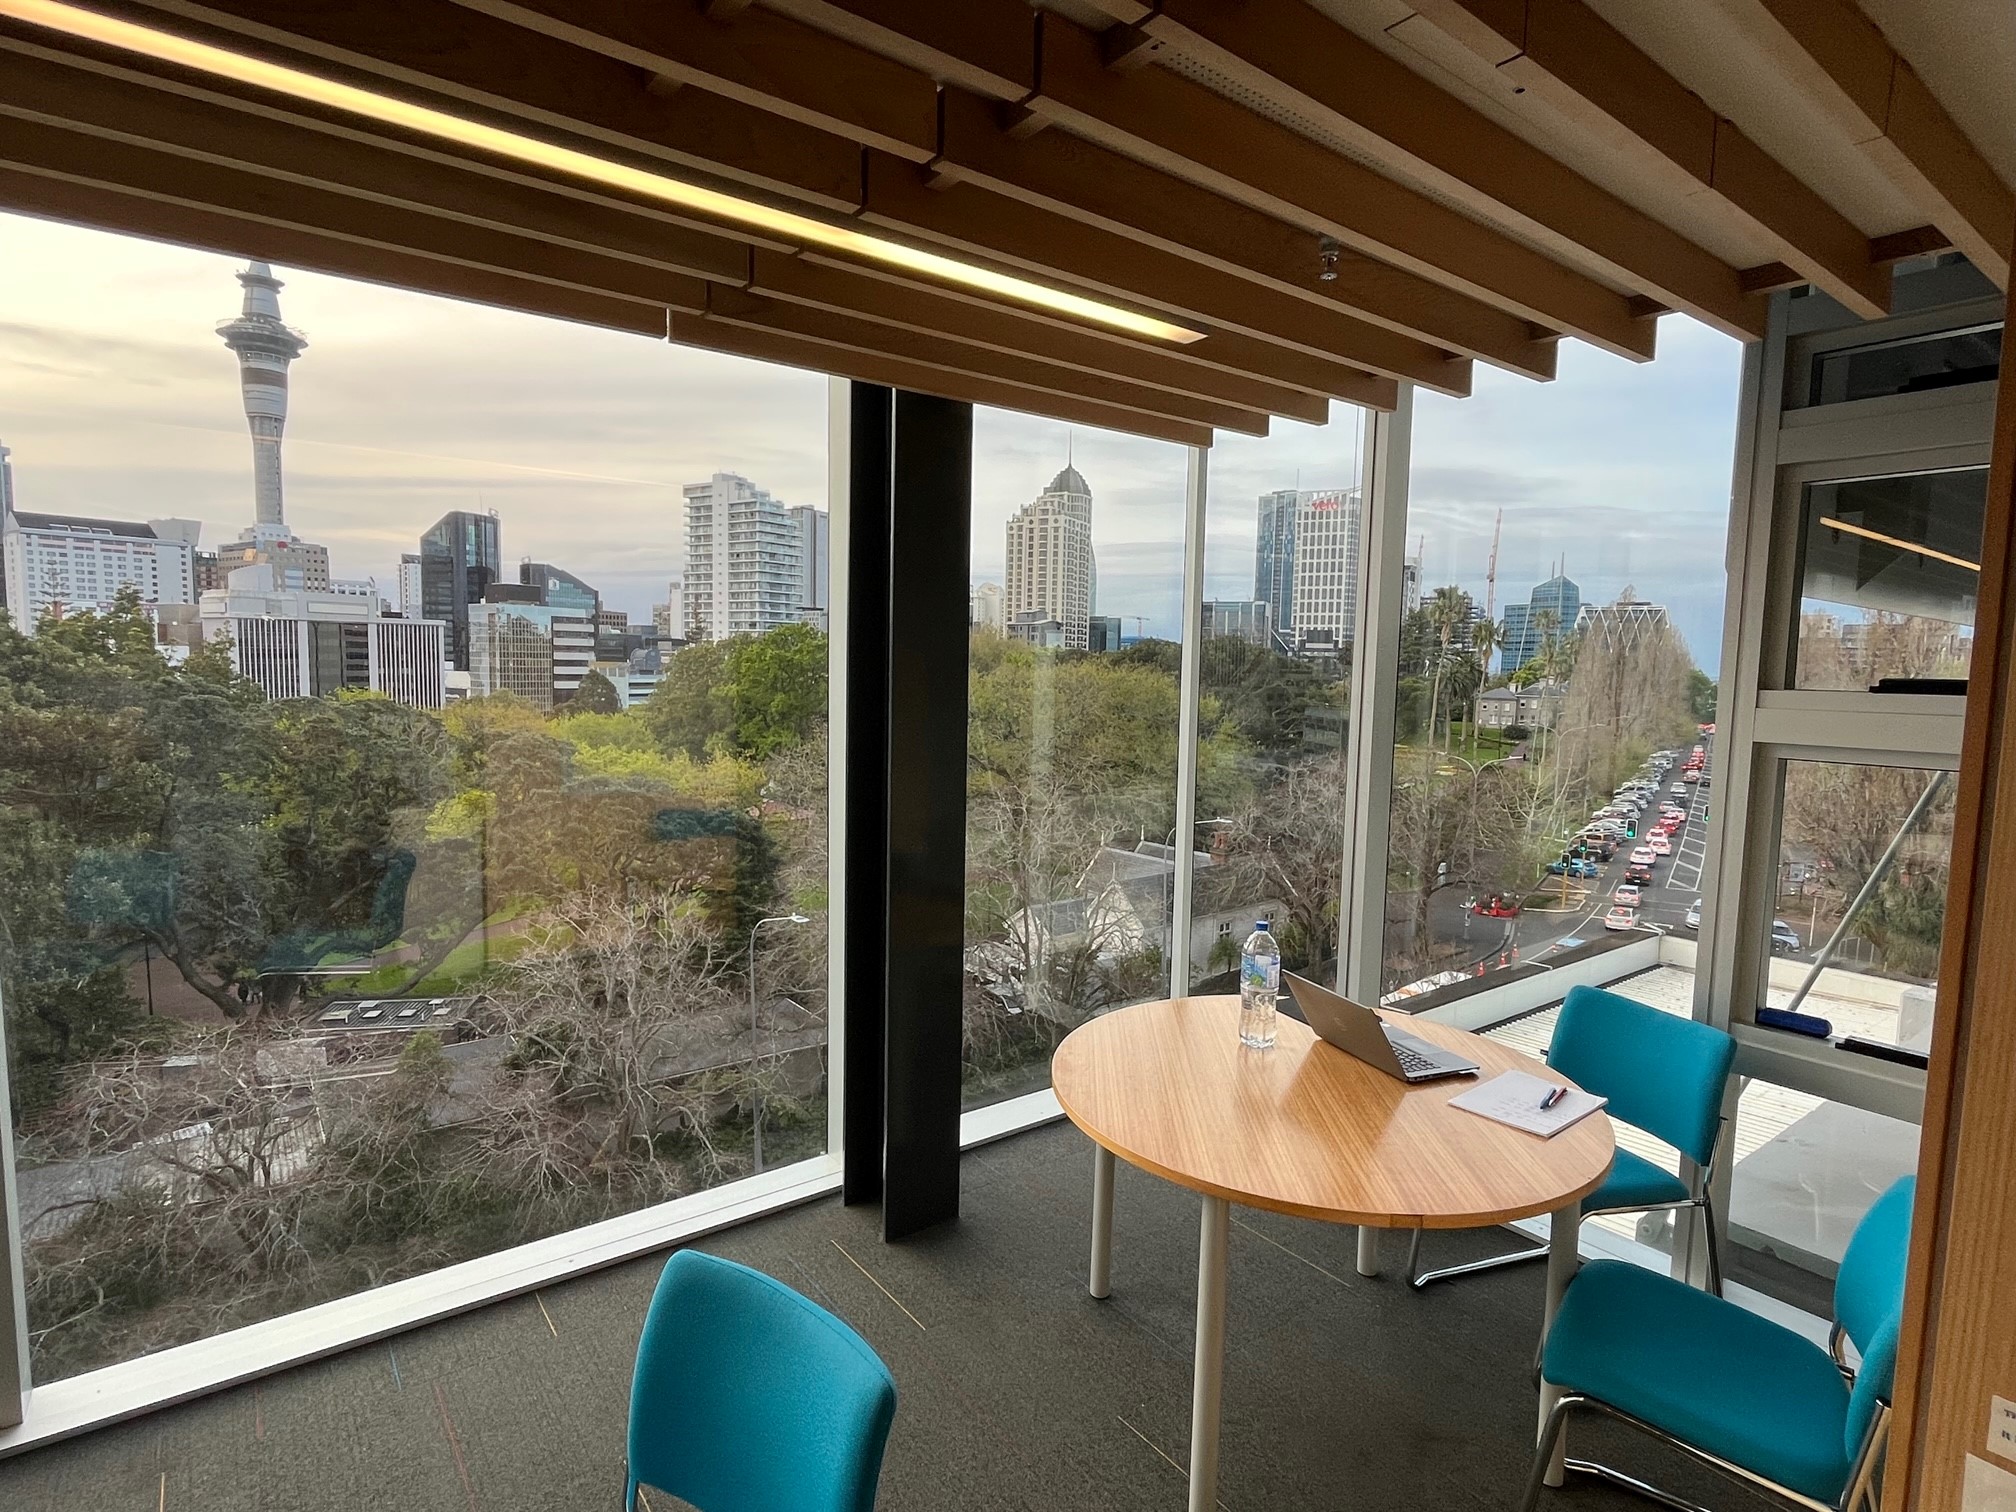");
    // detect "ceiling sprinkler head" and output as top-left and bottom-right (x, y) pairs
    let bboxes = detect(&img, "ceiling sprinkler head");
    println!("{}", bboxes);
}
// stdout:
(1318, 236), (1341, 282)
